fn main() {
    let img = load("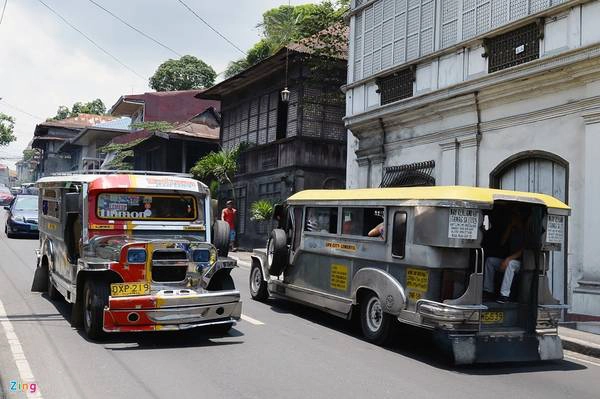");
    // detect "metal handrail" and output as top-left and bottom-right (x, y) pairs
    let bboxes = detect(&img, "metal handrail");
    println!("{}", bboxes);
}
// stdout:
(50, 169), (193, 178)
